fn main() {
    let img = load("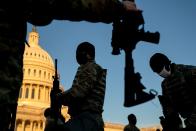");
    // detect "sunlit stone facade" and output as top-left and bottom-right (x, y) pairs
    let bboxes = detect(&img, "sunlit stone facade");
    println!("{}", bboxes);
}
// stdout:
(15, 27), (162, 131)
(15, 27), (69, 131)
